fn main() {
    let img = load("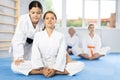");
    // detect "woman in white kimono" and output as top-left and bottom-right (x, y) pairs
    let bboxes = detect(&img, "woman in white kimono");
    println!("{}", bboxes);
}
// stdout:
(31, 11), (84, 77)
(79, 24), (110, 60)
(11, 1), (44, 75)
(66, 28), (82, 55)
